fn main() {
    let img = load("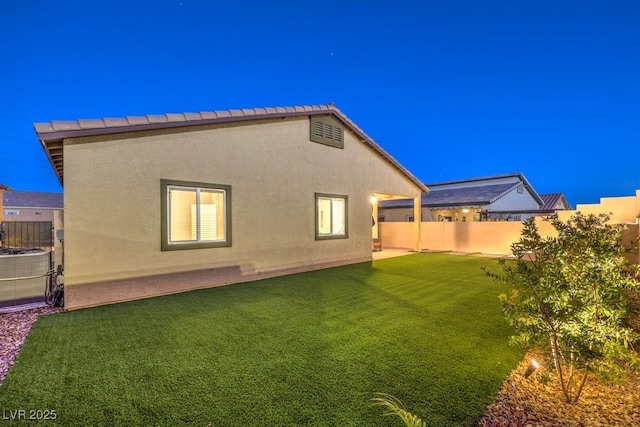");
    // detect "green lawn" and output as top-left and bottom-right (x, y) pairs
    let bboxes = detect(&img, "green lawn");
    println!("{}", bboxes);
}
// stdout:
(0, 253), (523, 426)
